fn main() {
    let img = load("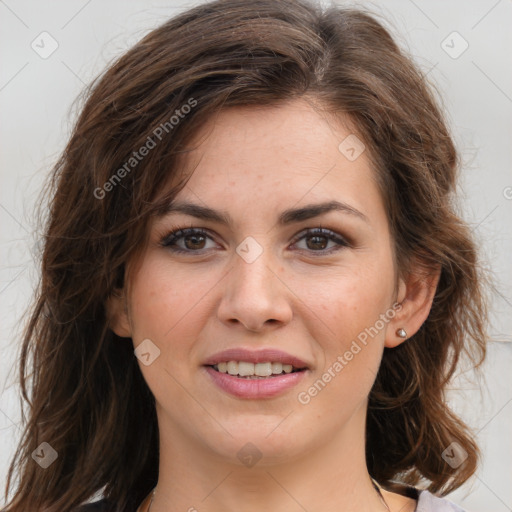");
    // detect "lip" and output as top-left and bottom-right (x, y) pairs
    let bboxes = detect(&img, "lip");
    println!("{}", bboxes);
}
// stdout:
(202, 348), (309, 368)
(203, 366), (308, 399)
(202, 348), (310, 399)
